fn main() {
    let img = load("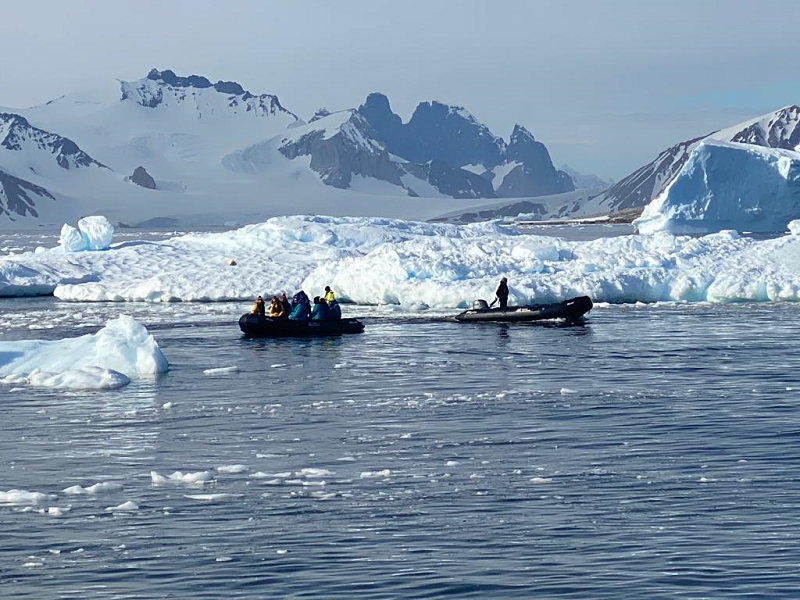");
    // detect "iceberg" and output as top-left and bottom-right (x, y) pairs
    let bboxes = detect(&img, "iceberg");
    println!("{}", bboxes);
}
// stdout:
(58, 216), (115, 252)
(1, 215), (800, 306)
(78, 216), (115, 251)
(0, 315), (168, 389)
(635, 140), (800, 235)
